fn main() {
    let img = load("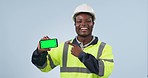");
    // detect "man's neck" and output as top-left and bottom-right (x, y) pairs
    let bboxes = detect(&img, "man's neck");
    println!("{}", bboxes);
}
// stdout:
(77, 35), (93, 45)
